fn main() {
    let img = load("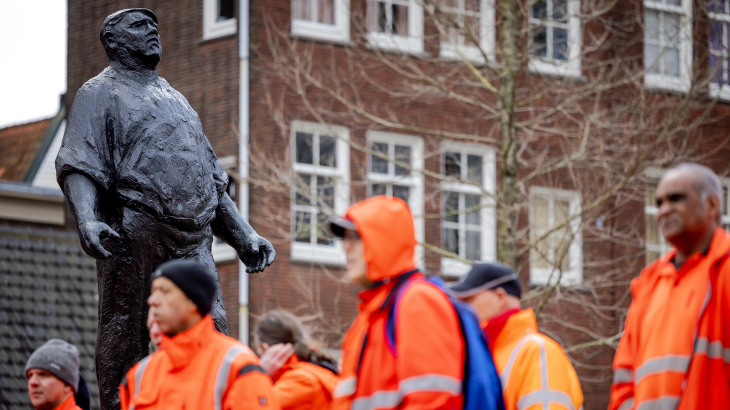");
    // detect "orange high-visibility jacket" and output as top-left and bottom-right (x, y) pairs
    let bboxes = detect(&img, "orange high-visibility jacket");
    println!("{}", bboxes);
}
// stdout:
(271, 355), (339, 410)
(609, 227), (730, 410)
(486, 309), (583, 410)
(54, 395), (83, 410)
(119, 315), (278, 410)
(331, 196), (465, 410)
